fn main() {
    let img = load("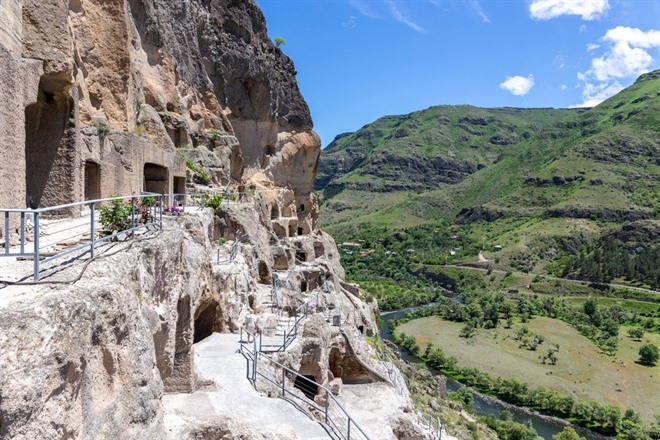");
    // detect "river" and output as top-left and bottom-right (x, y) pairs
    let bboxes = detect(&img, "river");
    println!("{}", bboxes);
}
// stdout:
(380, 306), (609, 440)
